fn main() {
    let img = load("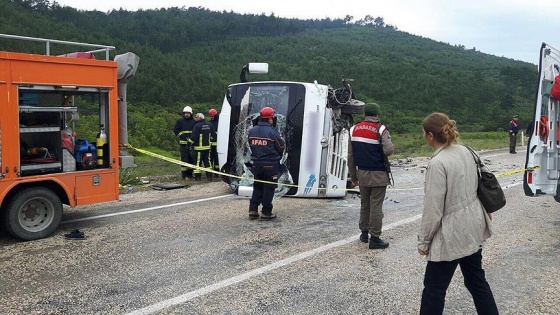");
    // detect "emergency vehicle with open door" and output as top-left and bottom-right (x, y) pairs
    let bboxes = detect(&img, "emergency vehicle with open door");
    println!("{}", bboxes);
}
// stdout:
(217, 63), (365, 198)
(524, 43), (560, 203)
(0, 34), (139, 240)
